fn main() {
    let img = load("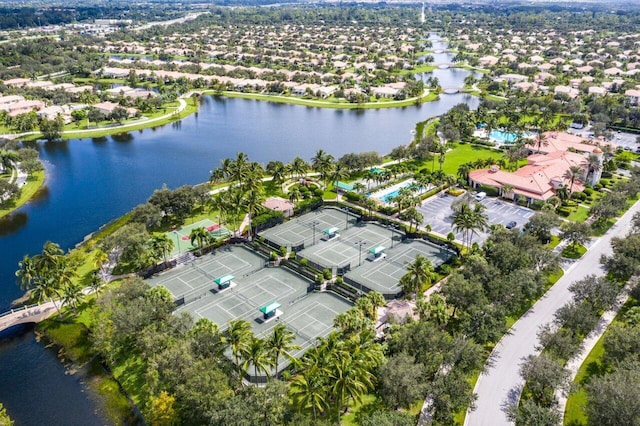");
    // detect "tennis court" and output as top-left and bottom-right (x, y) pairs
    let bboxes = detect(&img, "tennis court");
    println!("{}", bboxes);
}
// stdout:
(189, 267), (310, 327)
(147, 245), (265, 302)
(259, 208), (358, 249)
(165, 219), (232, 257)
(344, 239), (456, 298)
(297, 221), (399, 270)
